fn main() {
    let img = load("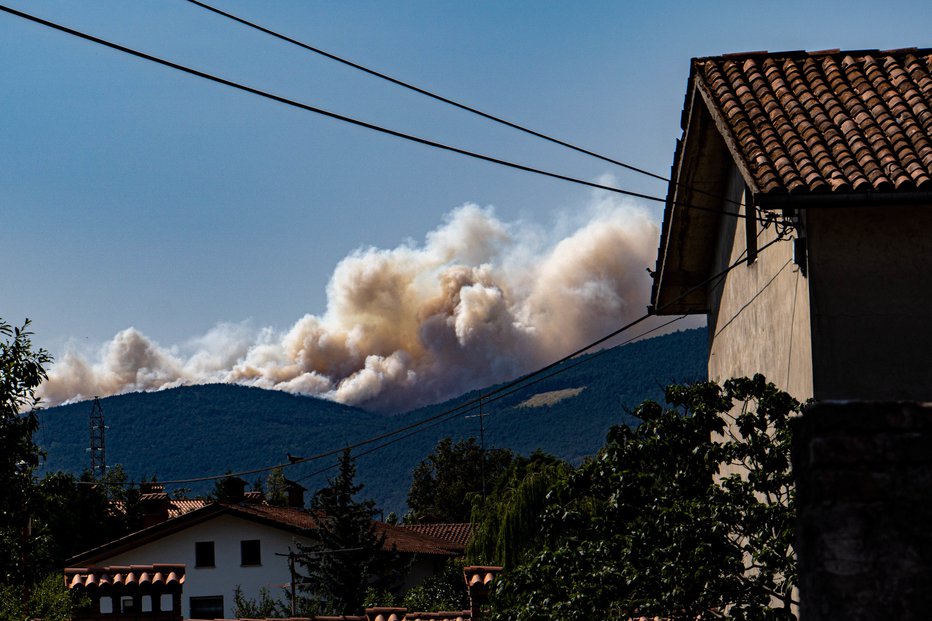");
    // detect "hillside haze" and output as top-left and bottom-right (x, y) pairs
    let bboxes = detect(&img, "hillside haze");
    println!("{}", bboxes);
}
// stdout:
(37, 327), (707, 514)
